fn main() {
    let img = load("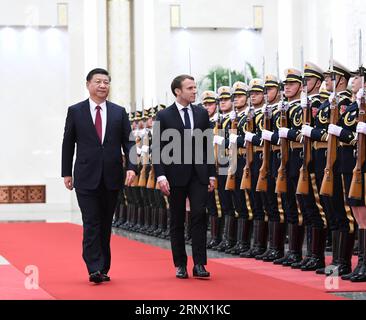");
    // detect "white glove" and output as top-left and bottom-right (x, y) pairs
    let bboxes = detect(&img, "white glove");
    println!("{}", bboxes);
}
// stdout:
(229, 110), (236, 121)
(328, 124), (342, 137)
(212, 113), (220, 122)
(278, 100), (288, 112)
(278, 127), (289, 138)
(262, 129), (274, 141)
(136, 128), (145, 138)
(356, 122), (366, 134)
(356, 88), (364, 100)
(213, 135), (225, 145)
(229, 133), (238, 144)
(328, 92), (336, 104)
(141, 145), (149, 153)
(136, 147), (142, 155)
(245, 132), (255, 142)
(261, 104), (267, 114)
(301, 124), (313, 137)
(300, 91), (308, 108)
